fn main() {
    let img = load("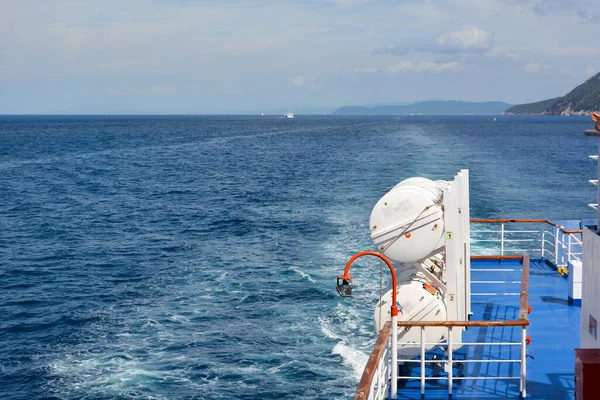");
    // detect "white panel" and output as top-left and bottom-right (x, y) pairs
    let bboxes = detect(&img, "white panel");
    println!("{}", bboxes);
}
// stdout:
(460, 170), (472, 317)
(456, 171), (469, 343)
(569, 260), (583, 283)
(581, 227), (600, 348)
(454, 174), (465, 322)
(568, 270), (574, 298)
(572, 283), (582, 299)
(444, 183), (459, 321)
(443, 173), (469, 323)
